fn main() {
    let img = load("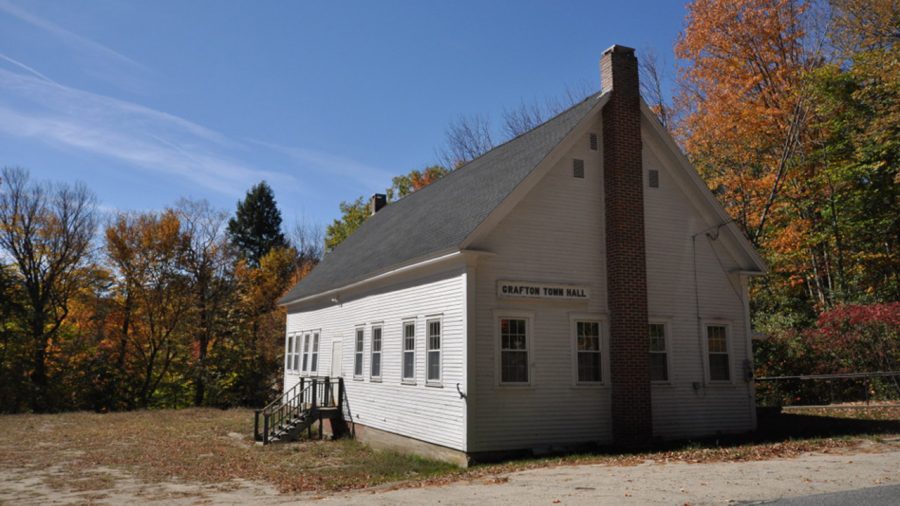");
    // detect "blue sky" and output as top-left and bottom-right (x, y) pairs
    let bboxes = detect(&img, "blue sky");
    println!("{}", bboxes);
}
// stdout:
(0, 0), (686, 231)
